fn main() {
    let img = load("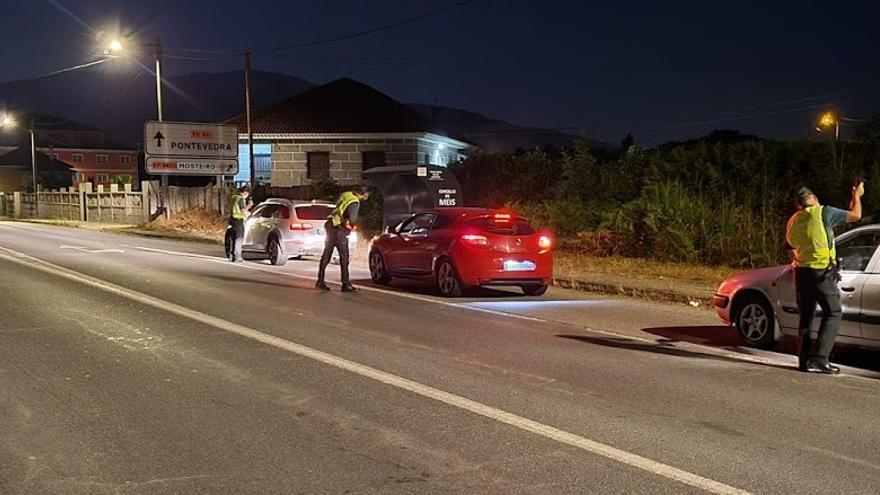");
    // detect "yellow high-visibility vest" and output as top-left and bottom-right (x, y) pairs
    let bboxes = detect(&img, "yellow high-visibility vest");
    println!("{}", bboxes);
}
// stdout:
(329, 191), (360, 227)
(786, 205), (836, 269)
(228, 194), (246, 220)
